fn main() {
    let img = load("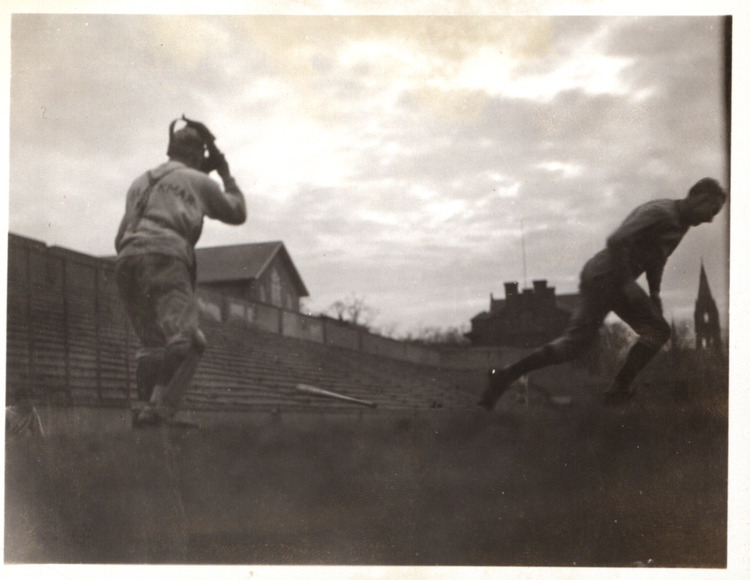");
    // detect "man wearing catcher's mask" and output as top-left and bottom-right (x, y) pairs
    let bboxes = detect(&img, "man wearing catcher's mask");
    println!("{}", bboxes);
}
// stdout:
(479, 177), (727, 411)
(115, 116), (246, 427)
